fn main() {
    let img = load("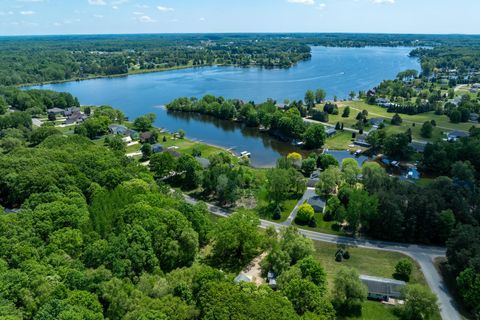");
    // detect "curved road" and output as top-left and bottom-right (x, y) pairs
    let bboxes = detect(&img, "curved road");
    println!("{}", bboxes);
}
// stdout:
(183, 194), (461, 320)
